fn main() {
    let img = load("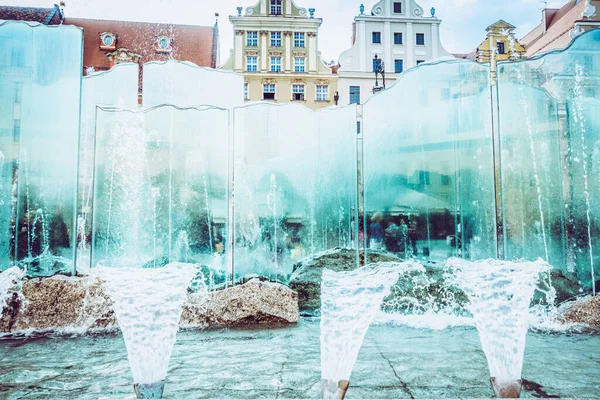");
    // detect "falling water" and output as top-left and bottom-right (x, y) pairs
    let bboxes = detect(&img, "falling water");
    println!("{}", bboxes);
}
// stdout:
(200, 160), (214, 255)
(93, 263), (199, 398)
(447, 258), (550, 398)
(267, 174), (278, 280)
(151, 188), (160, 268)
(320, 261), (424, 399)
(506, 31), (550, 266)
(572, 63), (596, 295)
